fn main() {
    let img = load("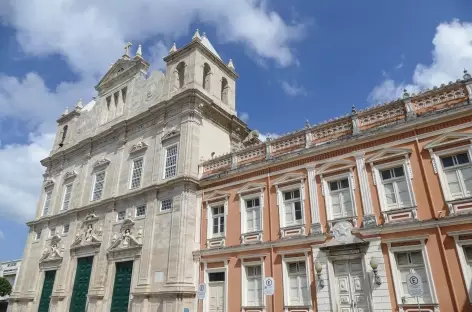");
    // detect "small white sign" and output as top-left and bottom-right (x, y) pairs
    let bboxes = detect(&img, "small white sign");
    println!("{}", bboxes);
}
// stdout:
(197, 283), (206, 300)
(263, 277), (275, 296)
(406, 272), (424, 297)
